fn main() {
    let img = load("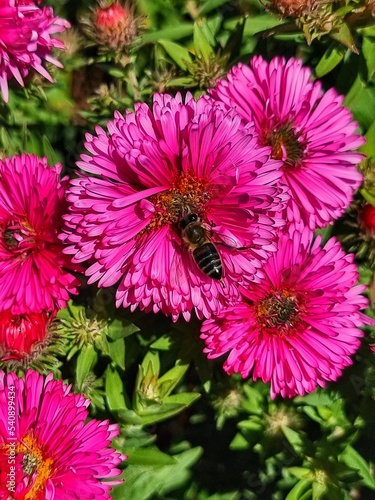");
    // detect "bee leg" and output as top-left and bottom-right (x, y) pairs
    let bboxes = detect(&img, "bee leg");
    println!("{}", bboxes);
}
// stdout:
(220, 279), (226, 289)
